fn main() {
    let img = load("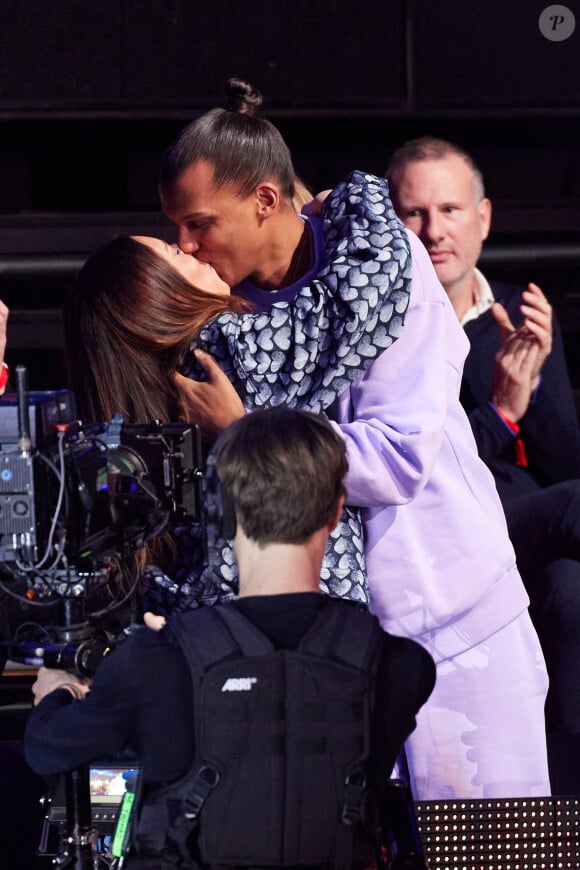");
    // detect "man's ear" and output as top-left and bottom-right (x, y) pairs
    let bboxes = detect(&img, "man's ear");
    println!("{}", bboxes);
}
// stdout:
(255, 182), (280, 220)
(478, 197), (492, 243)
